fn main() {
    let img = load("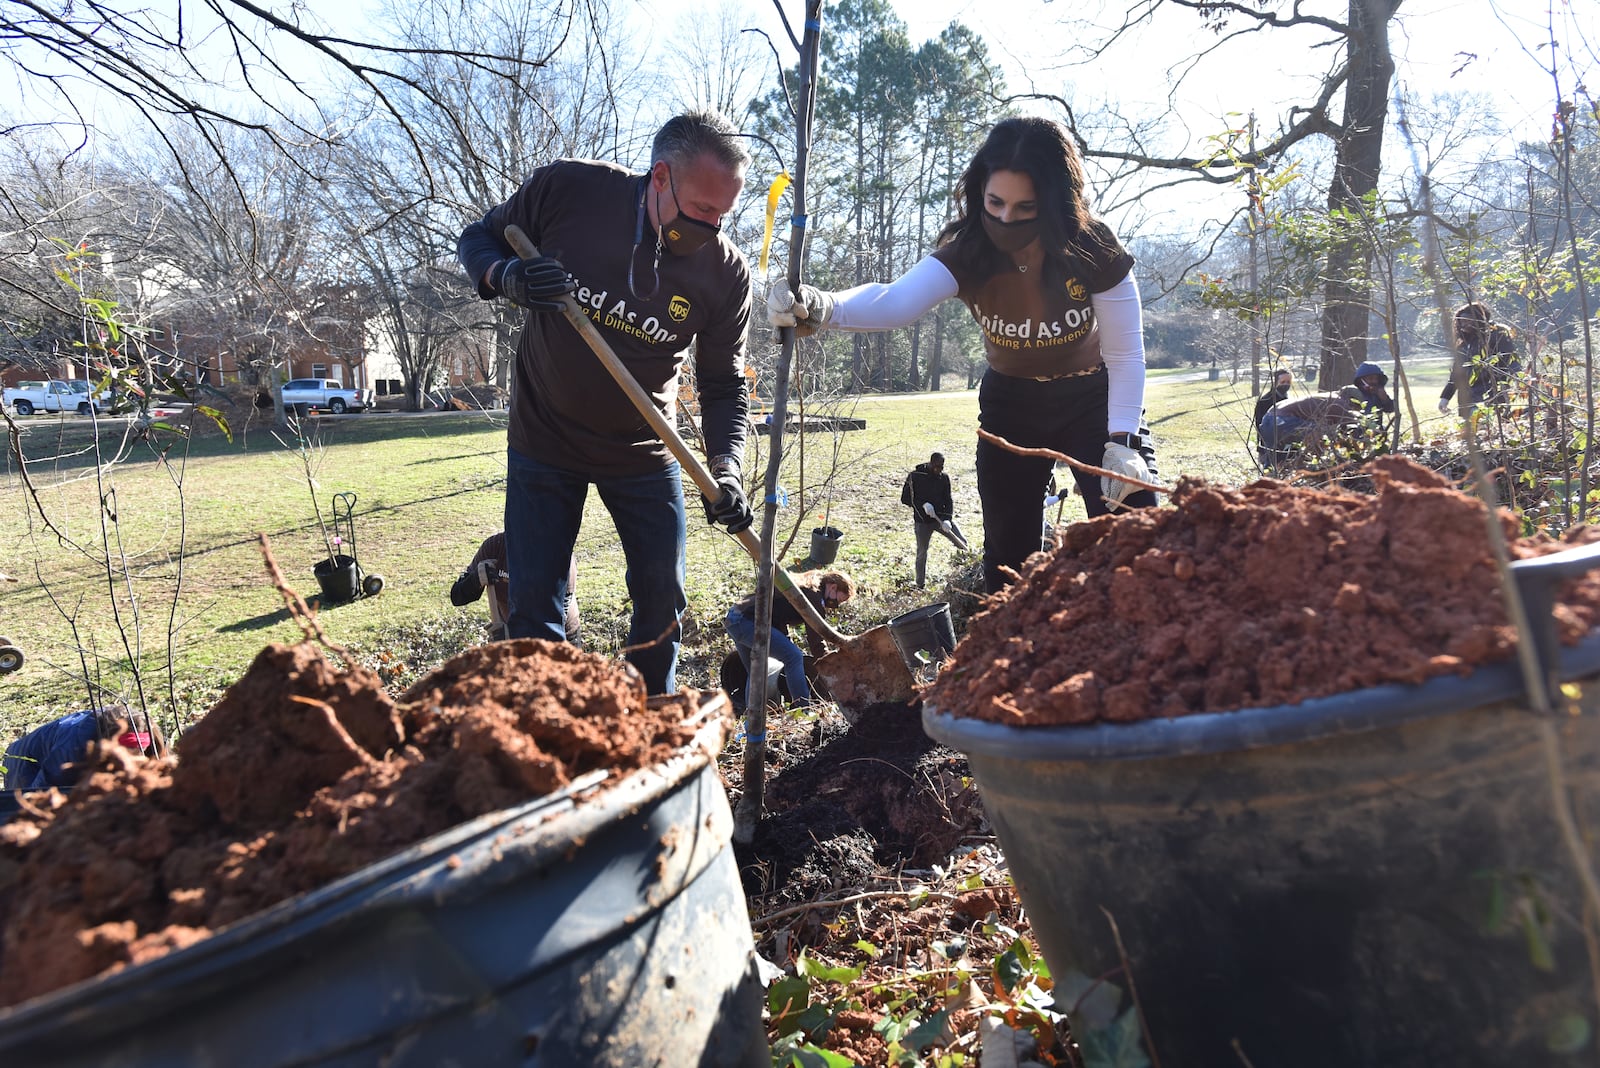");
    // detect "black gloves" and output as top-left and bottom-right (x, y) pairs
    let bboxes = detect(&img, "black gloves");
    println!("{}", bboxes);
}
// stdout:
(449, 569), (485, 606)
(489, 255), (573, 311)
(702, 457), (753, 534)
